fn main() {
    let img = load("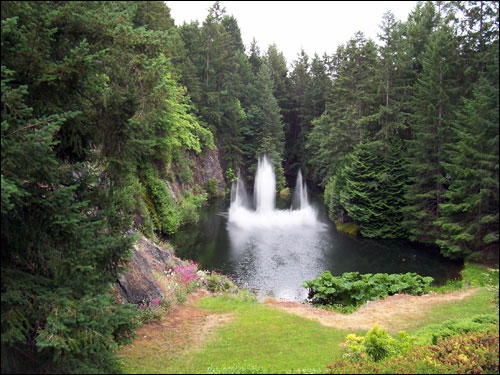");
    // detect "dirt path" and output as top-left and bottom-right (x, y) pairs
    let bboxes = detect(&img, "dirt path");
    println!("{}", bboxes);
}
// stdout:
(120, 287), (480, 371)
(120, 289), (233, 365)
(263, 288), (478, 333)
